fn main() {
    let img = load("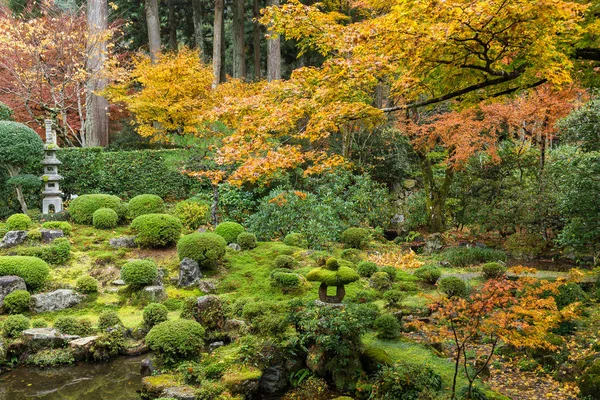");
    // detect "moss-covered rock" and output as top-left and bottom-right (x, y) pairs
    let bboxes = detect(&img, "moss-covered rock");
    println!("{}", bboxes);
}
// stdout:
(221, 366), (262, 395)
